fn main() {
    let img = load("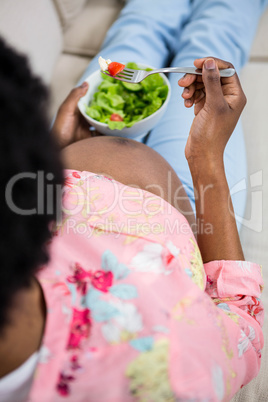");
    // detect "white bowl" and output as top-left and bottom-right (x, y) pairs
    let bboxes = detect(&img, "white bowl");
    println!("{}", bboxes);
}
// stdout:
(78, 64), (171, 140)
